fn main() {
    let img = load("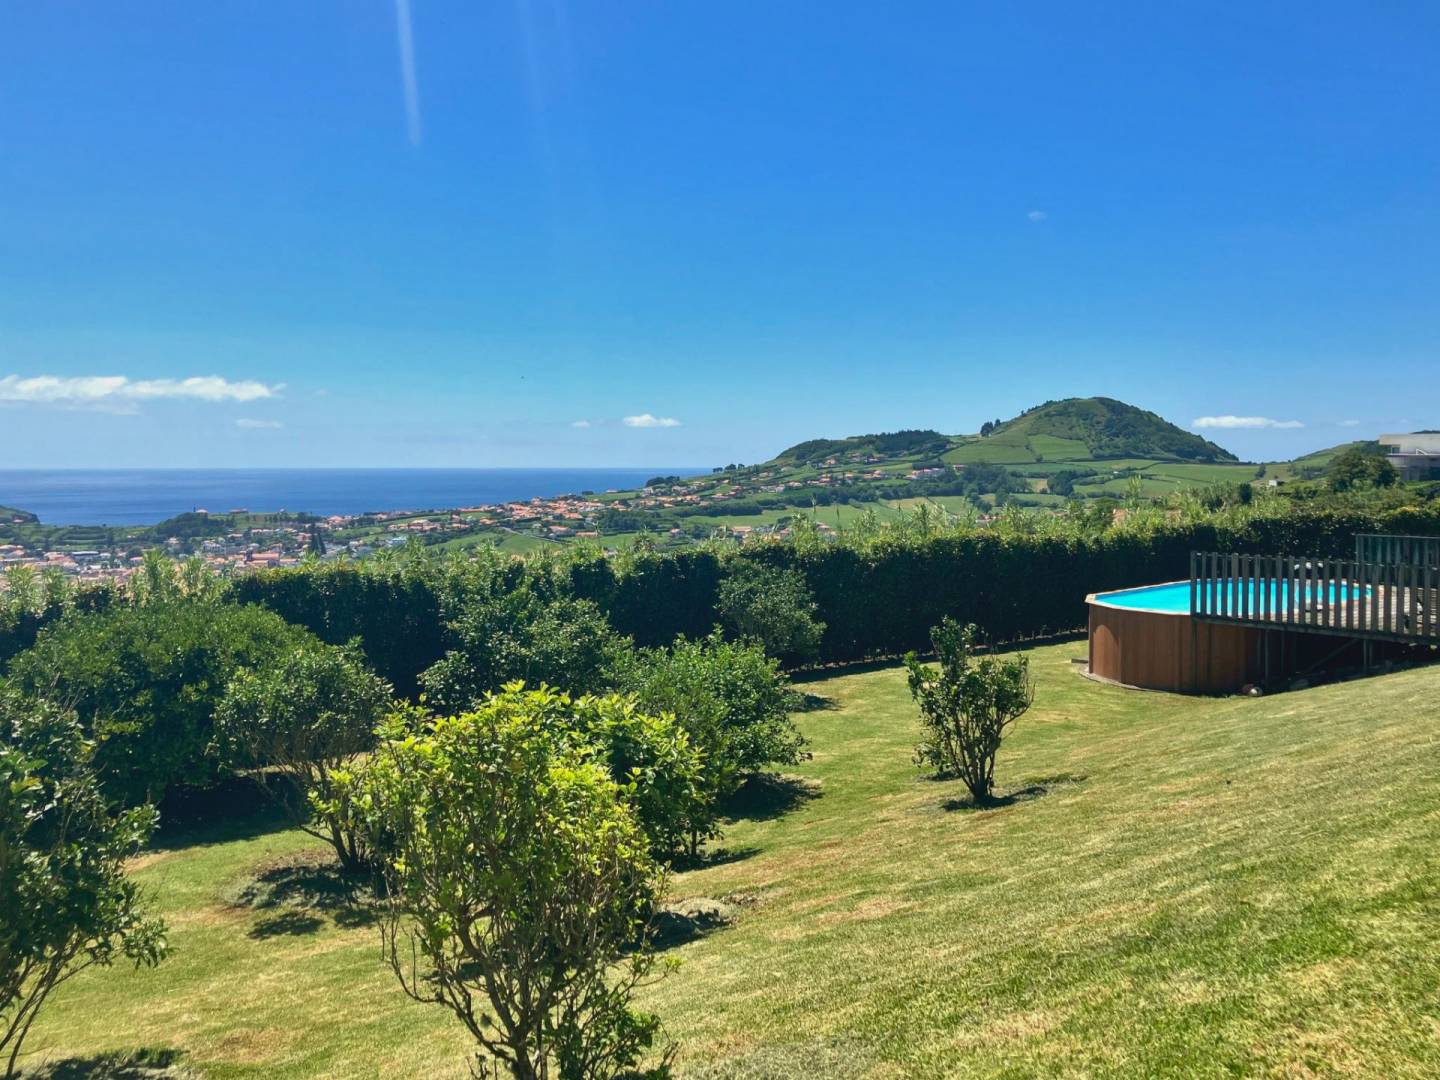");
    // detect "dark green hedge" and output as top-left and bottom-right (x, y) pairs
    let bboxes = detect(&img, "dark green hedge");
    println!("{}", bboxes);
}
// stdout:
(6, 505), (1437, 691)
(222, 505), (1440, 688)
(227, 563), (450, 698)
